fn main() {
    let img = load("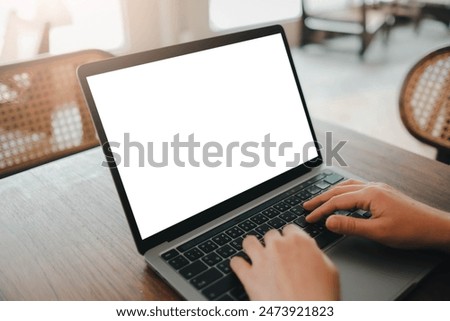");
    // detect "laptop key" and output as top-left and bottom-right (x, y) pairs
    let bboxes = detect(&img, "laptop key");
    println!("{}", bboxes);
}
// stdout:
(335, 210), (351, 216)
(279, 211), (298, 222)
(168, 255), (189, 270)
(184, 247), (205, 261)
(290, 205), (305, 215)
(315, 180), (331, 190)
(268, 217), (287, 229)
(202, 252), (223, 266)
(255, 223), (272, 236)
(225, 226), (245, 239)
(179, 260), (208, 279)
(304, 225), (320, 238)
(216, 259), (232, 275)
(354, 209), (372, 218)
(238, 220), (256, 231)
(243, 230), (262, 239)
(314, 231), (343, 249)
(230, 286), (249, 301)
(306, 185), (321, 195)
(161, 249), (179, 261)
(250, 213), (268, 225)
(202, 273), (242, 300)
(324, 173), (344, 185)
(198, 240), (219, 253)
(273, 201), (291, 212)
(190, 268), (222, 290)
(217, 294), (234, 301)
(296, 190), (312, 200)
(212, 233), (231, 246)
(261, 207), (280, 218)
(284, 195), (302, 206)
(216, 245), (237, 258)
(293, 216), (308, 228)
(229, 237), (244, 251)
